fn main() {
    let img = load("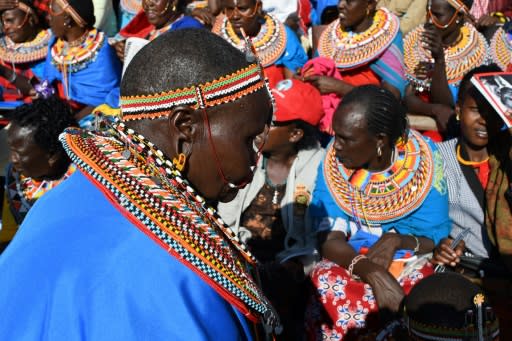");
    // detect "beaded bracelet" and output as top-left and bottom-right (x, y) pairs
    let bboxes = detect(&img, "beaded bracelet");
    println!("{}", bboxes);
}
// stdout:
(491, 12), (509, 24)
(348, 254), (367, 278)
